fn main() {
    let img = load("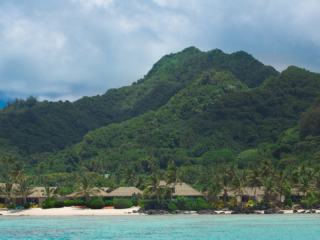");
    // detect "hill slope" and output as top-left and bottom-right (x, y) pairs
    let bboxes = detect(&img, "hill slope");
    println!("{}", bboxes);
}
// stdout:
(28, 66), (320, 175)
(0, 47), (278, 154)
